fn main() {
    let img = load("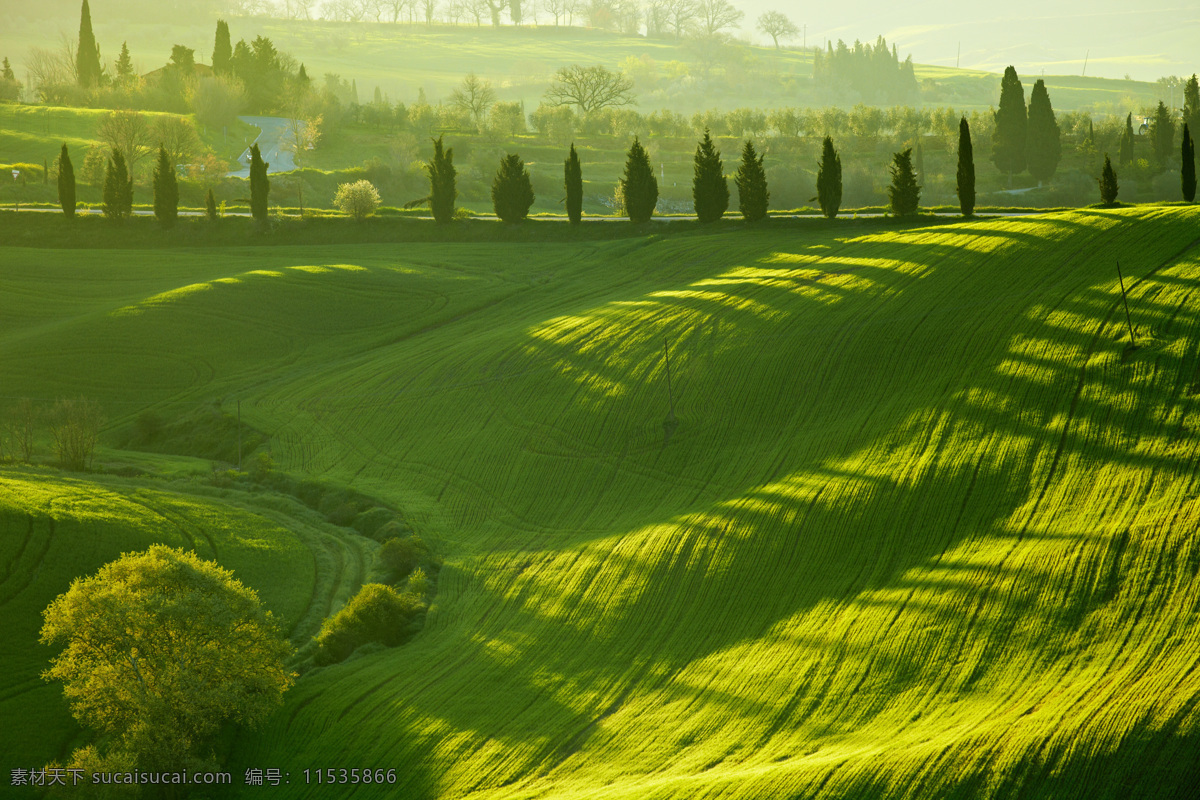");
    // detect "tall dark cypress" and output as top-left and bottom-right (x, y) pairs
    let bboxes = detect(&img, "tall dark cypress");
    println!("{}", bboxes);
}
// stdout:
(620, 137), (658, 224)
(1119, 113), (1135, 166)
(1149, 101), (1175, 167)
(564, 143), (582, 224)
(1185, 75), (1200, 143)
(992, 65), (1027, 185)
(249, 143), (269, 223)
(733, 140), (769, 223)
(956, 117), (975, 217)
(1099, 154), (1119, 206)
(206, 188), (219, 220)
(103, 150), (131, 220)
(1183, 124), (1196, 203)
(58, 144), (76, 218)
(816, 135), (842, 218)
(213, 20), (233, 76)
(888, 148), (920, 217)
(76, 0), (102, 87)
(692, 129), (728, 223)
(153, 146), (178, 228)
(427, 135), (456, 224)
(1025, 79), (1061, 185)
